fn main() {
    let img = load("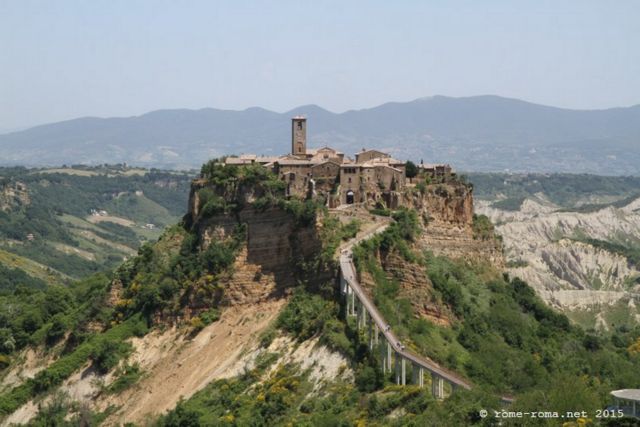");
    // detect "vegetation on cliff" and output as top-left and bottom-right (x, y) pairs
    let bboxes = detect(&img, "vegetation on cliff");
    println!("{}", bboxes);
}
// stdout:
(351, 208), (640, 418)
(0, 161), (331, 419)
(4, 164), (640, 425)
